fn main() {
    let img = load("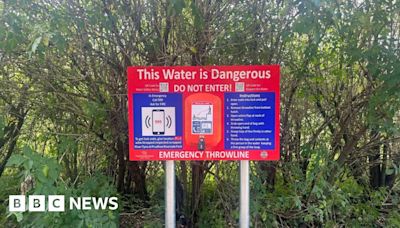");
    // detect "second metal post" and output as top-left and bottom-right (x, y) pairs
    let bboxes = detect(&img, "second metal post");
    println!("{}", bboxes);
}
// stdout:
(240, 160), (250, 228)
